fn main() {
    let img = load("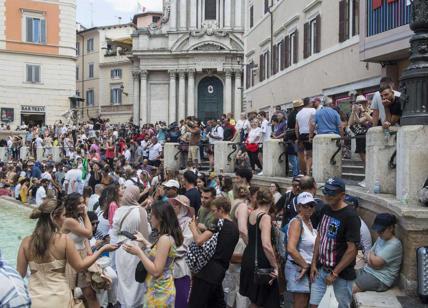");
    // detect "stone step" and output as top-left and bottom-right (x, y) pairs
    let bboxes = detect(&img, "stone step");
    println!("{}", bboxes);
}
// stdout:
(342, 172), (365, 181)
(343, 165), (365, 174)
(353, 290), (402, 308)
(342, 159), (365, 167)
